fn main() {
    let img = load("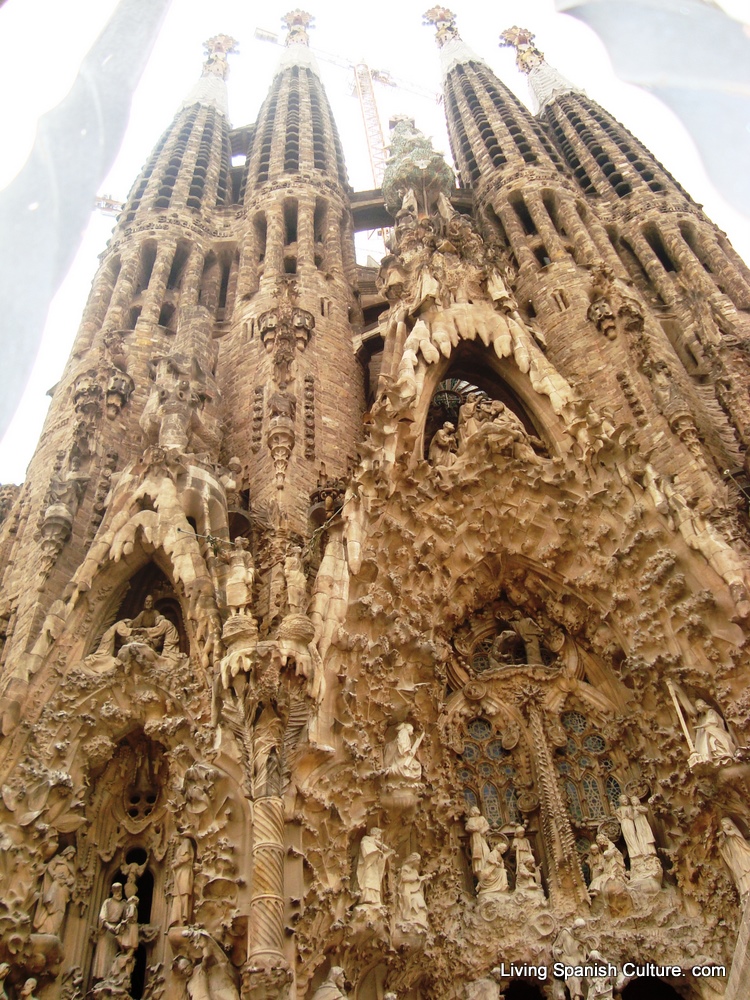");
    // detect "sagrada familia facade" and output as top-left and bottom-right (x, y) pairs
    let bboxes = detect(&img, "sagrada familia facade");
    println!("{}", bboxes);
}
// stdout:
(1, 6), (750, 999)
